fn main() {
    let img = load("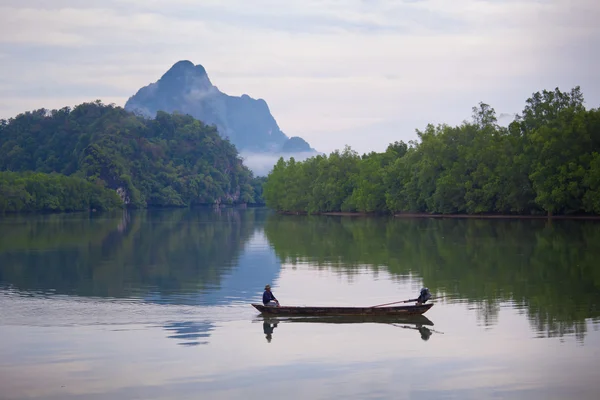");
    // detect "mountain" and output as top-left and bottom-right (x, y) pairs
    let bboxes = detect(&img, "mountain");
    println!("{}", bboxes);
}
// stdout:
(124, 60), (316, 156)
